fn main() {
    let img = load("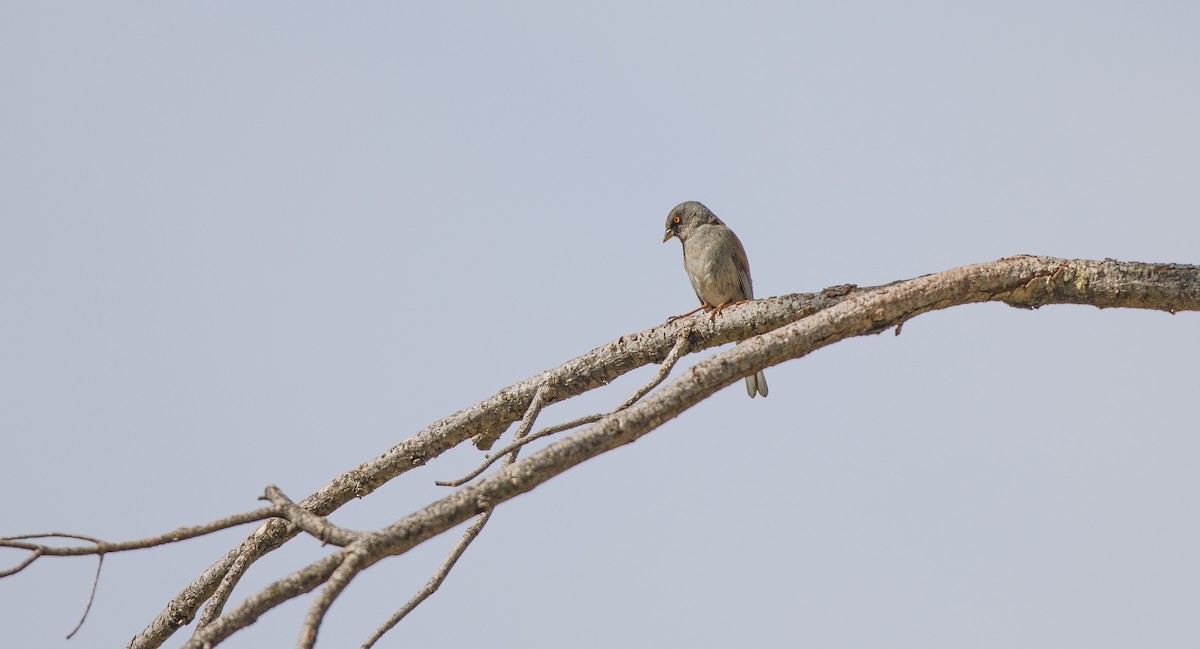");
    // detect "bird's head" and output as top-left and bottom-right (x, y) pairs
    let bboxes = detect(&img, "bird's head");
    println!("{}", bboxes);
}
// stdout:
(662, 200), (720, 243)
